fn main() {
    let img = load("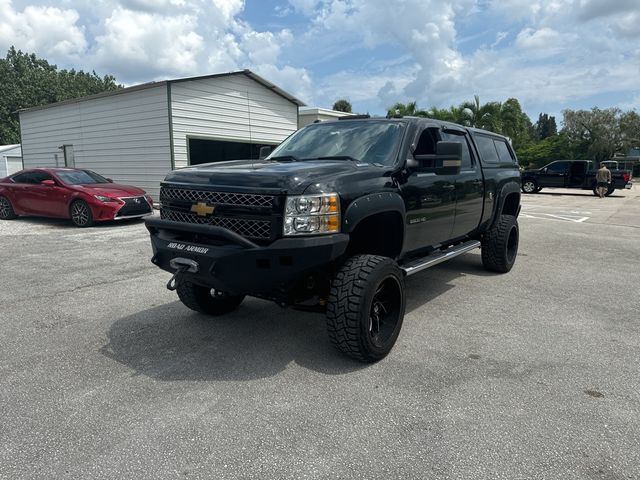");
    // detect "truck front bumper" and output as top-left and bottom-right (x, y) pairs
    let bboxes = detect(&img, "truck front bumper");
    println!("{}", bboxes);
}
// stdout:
(145, 218), (349, 295)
